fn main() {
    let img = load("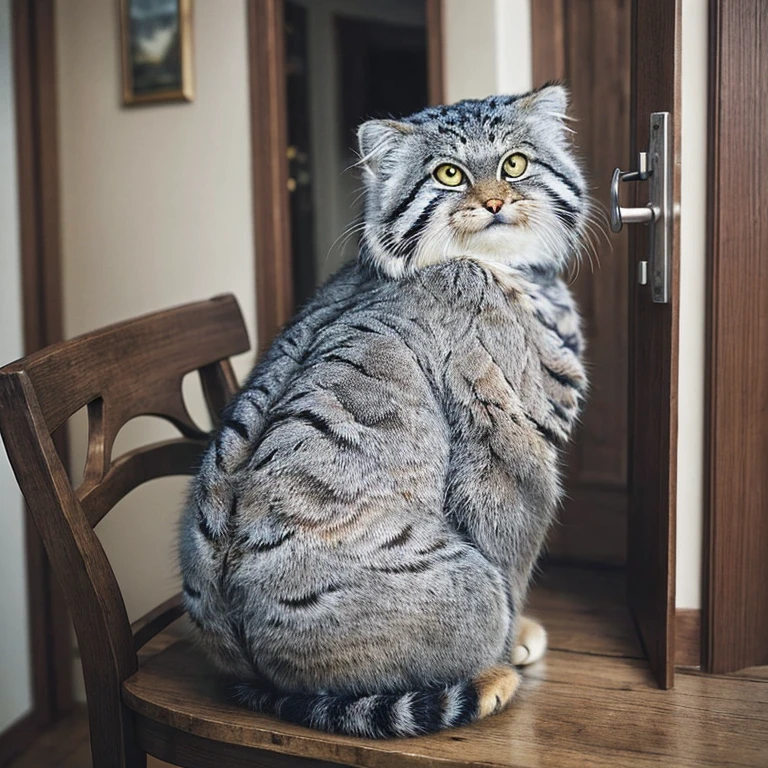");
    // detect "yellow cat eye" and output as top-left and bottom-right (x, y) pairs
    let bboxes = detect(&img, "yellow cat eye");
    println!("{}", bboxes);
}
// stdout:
(502, 153), (529, 179)
(433, 163), (465, 187)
